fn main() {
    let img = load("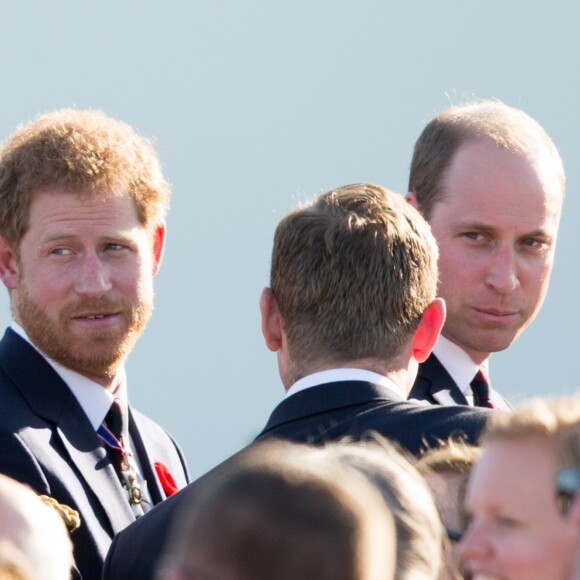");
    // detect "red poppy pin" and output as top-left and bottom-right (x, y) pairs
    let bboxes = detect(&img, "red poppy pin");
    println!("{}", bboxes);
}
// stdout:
(154, 461), (179, 497)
